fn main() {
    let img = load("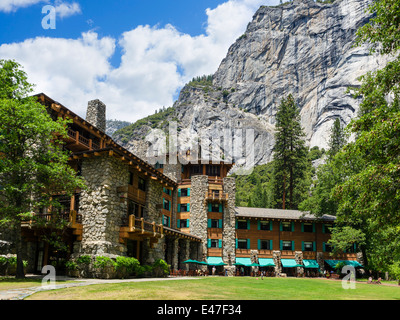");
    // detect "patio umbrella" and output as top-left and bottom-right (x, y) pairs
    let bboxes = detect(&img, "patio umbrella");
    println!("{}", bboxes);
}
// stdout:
(249, 263), (260, 267)
(183, 259), (198, 264)
(233, 262), (245, 266)
(196, 261), (209, 265)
